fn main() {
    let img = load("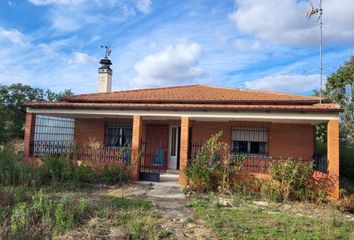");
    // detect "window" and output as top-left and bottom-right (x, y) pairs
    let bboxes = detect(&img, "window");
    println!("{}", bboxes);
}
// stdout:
(232, 127), (268, 155)
(104, 123), (132, 147)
